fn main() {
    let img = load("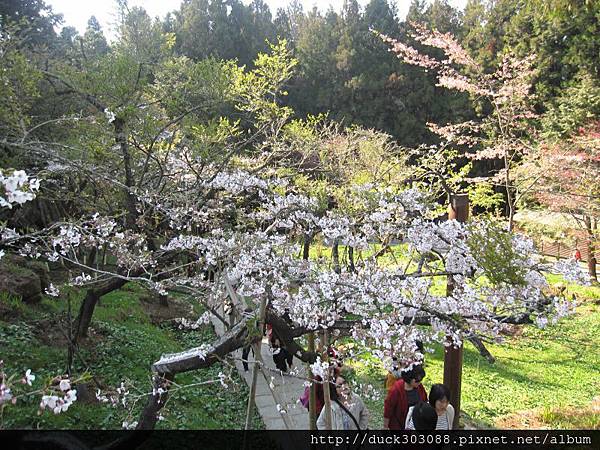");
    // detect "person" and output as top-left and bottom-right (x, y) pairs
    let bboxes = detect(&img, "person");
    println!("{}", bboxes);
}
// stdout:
(316, 375), (369, 430)
(266, 323), (275, 345)
(405, 384), (455, 430)
(385, 357), (402, 392)
(300, 352), (343, 415)
(383, 364), (427, 430)
(241, 344), (252, 372)
(272, 338), (293, 372)
(386, 342), (425, 391)
(429, 383), (455, 429)
(574, 248), (582, 262)
(409, 401), (439, 430)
